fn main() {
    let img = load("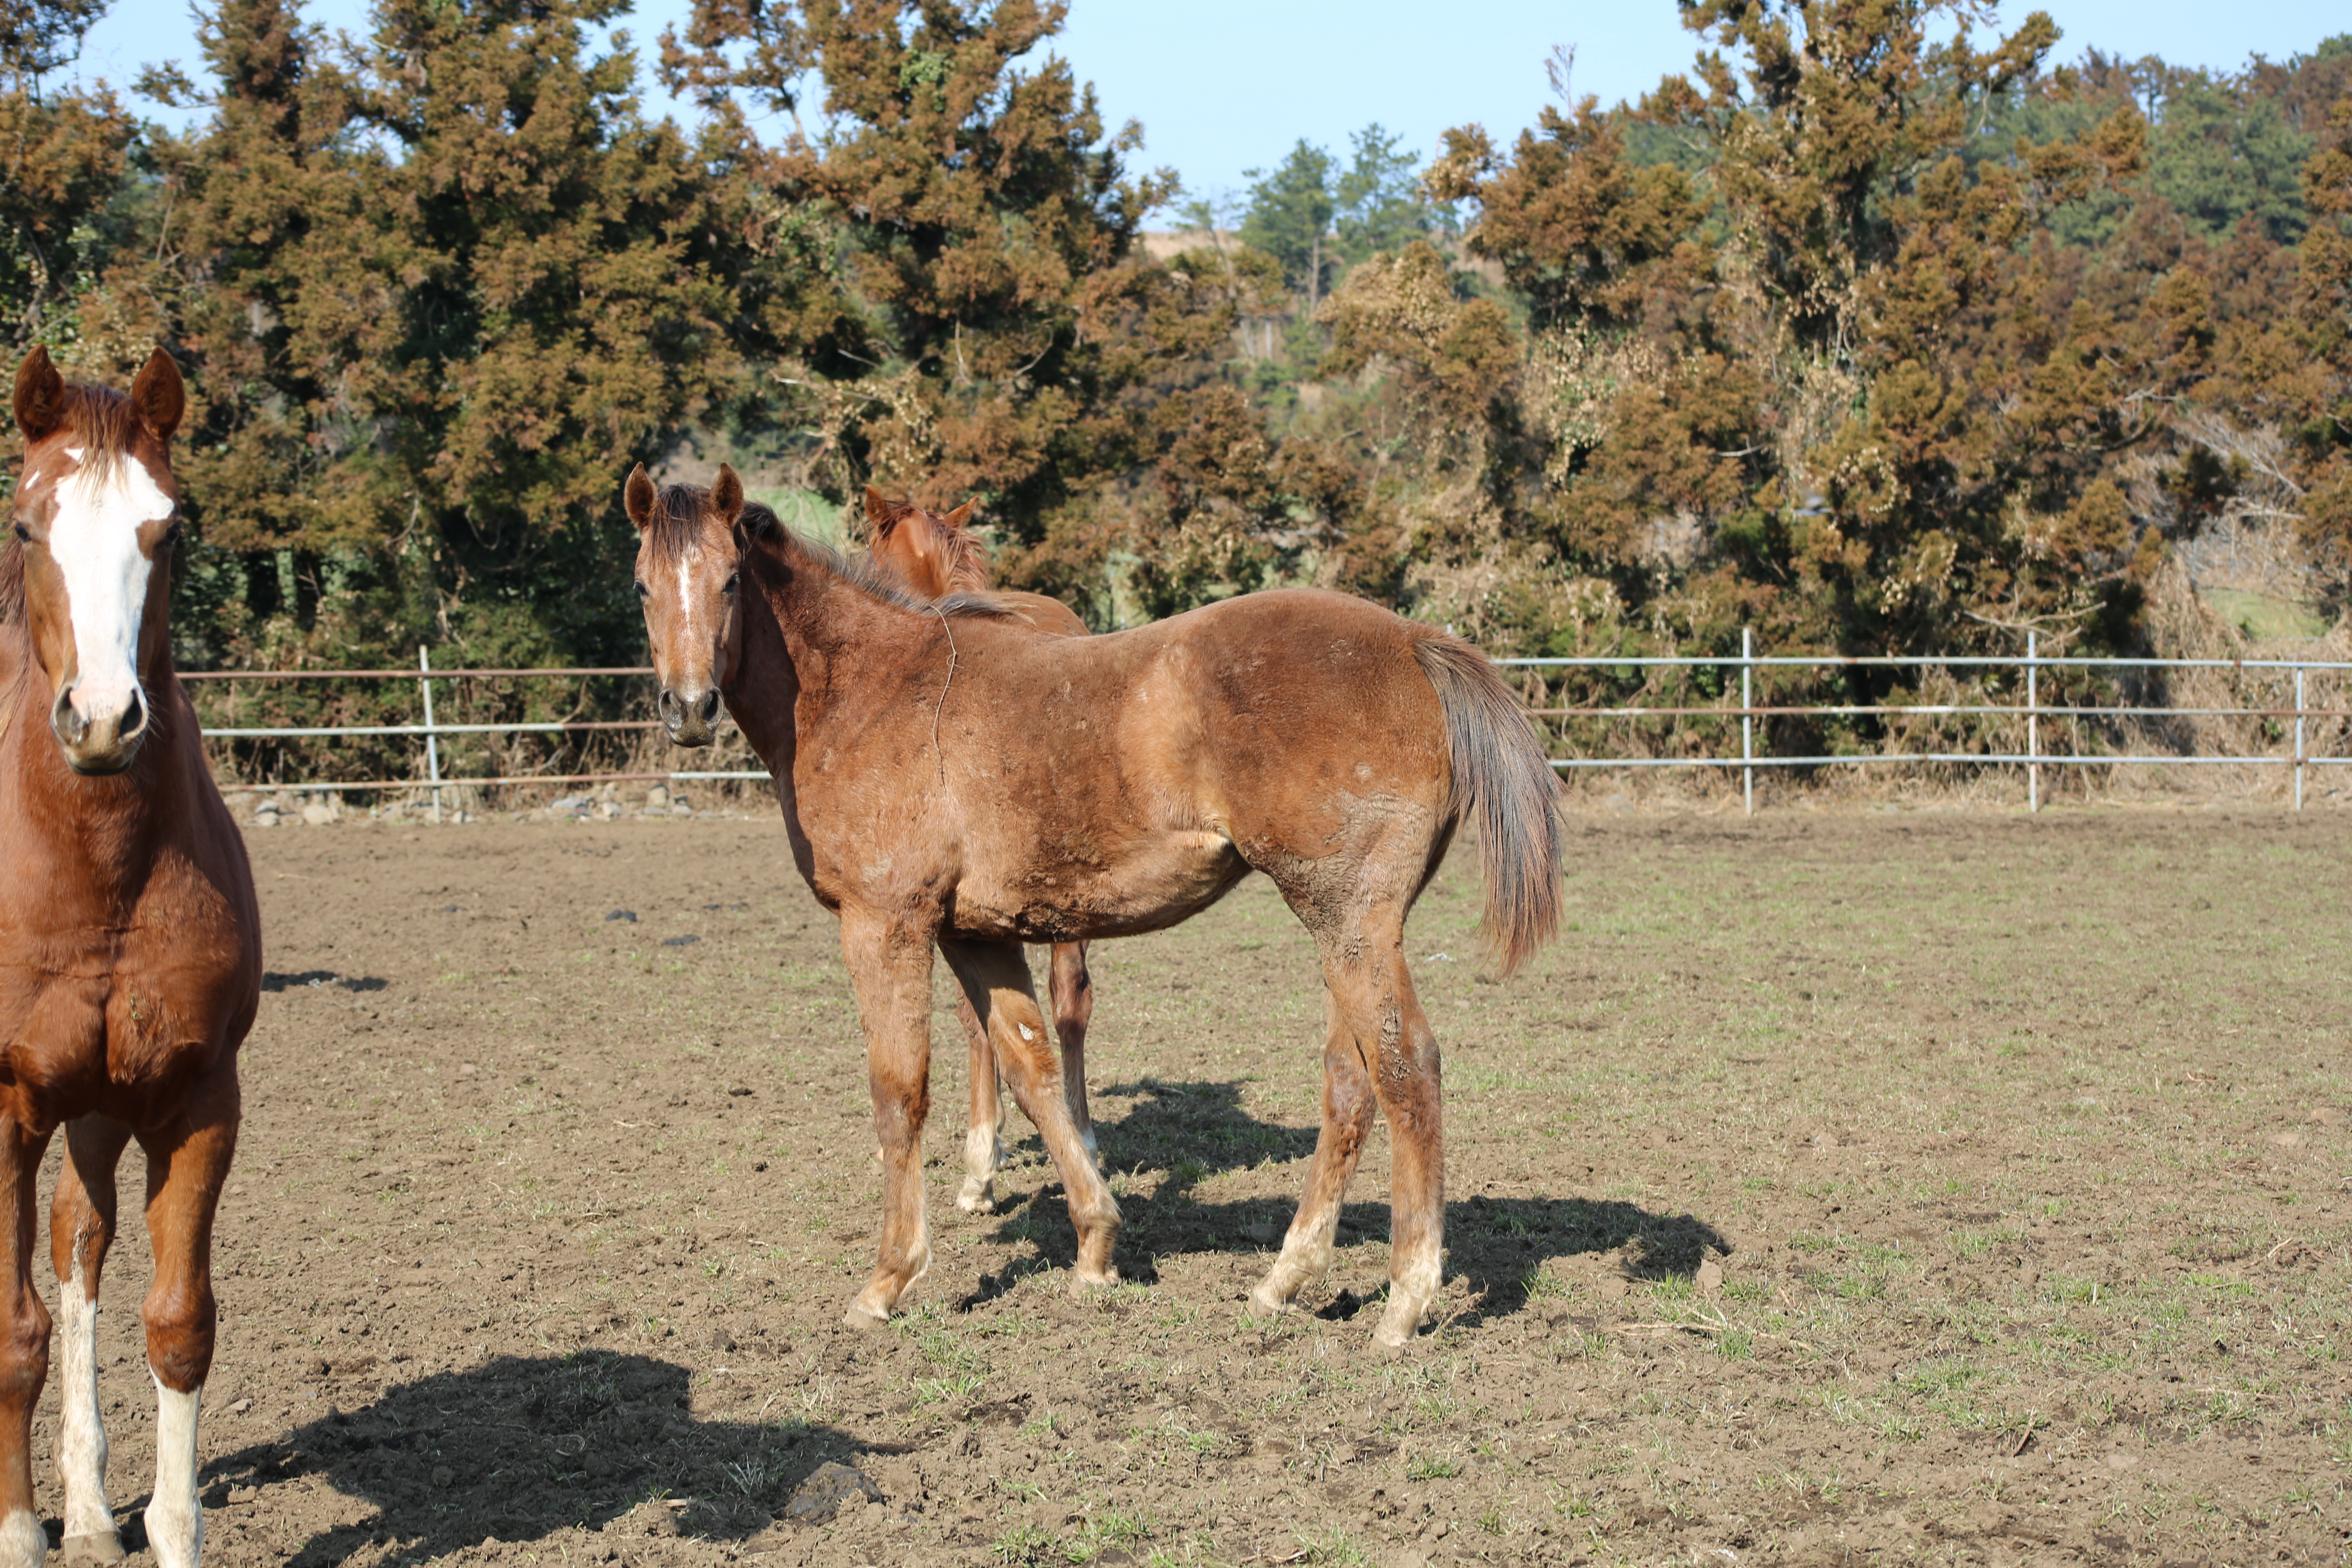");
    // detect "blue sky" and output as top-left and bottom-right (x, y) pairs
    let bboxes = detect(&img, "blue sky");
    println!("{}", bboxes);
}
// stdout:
(67, 0), (2348, 204)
